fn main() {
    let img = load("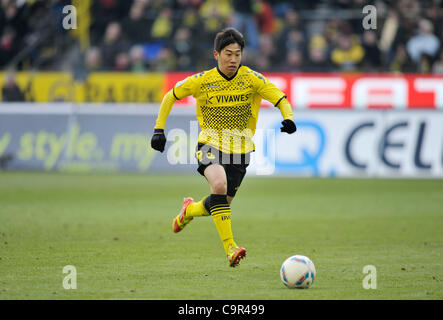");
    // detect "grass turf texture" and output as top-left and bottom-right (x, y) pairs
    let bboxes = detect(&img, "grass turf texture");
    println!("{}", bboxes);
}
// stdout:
(0, 171), (442, 300)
